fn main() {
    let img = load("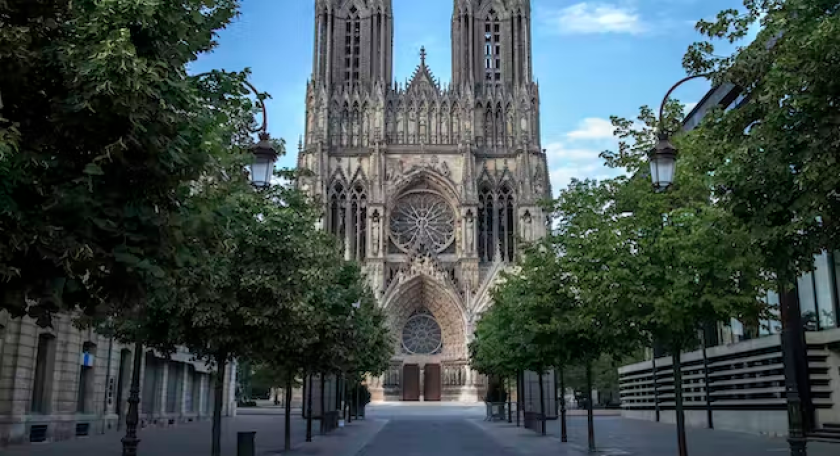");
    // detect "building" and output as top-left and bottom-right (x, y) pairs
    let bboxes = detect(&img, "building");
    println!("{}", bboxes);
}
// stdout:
(0, 311), (237, 447)
(298, 0), (550, 402)
(618, 82), (840, 439)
